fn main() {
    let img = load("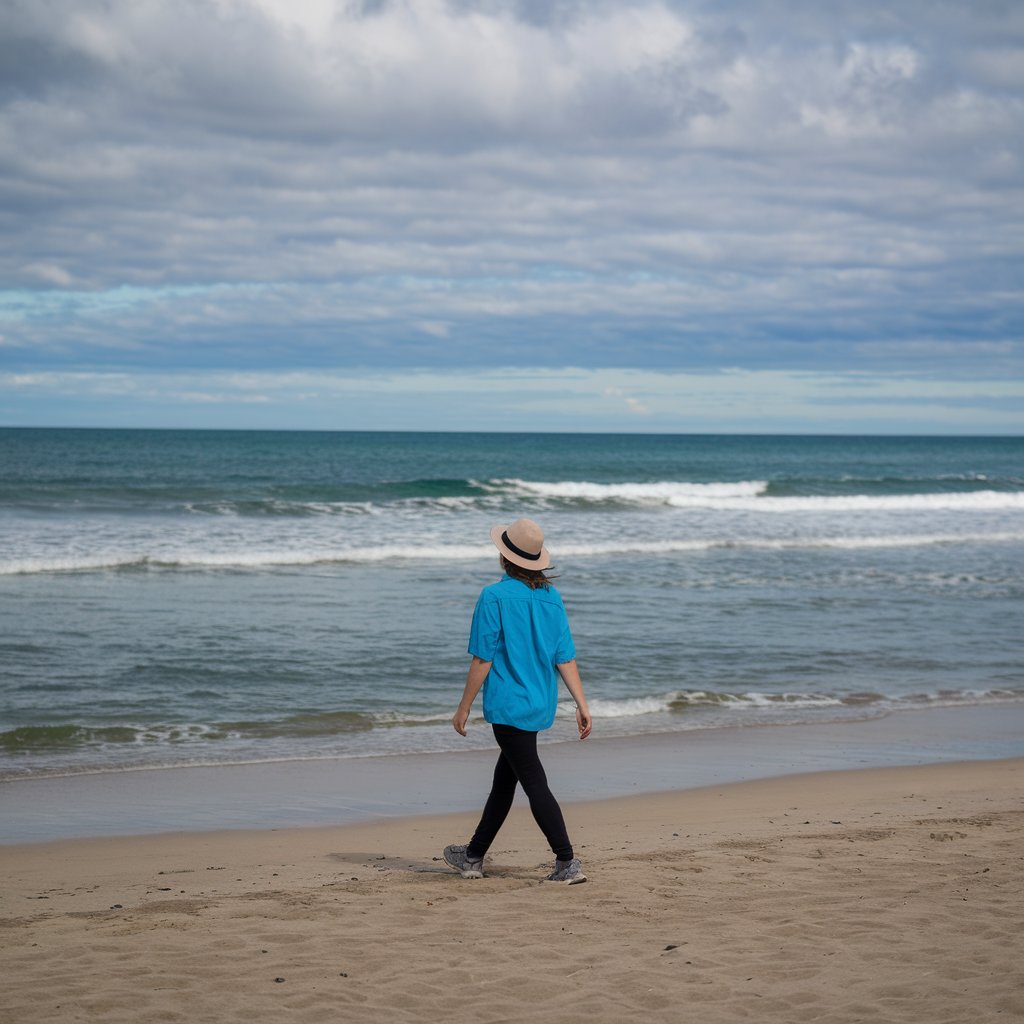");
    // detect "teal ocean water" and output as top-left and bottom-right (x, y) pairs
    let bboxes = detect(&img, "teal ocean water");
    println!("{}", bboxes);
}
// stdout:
(1, 428), (1022, 781)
